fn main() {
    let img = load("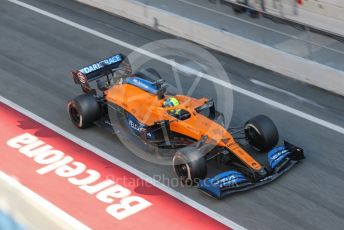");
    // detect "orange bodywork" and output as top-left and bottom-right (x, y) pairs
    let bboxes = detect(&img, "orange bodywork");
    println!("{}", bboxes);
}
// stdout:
(105, 81), (262, 171)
